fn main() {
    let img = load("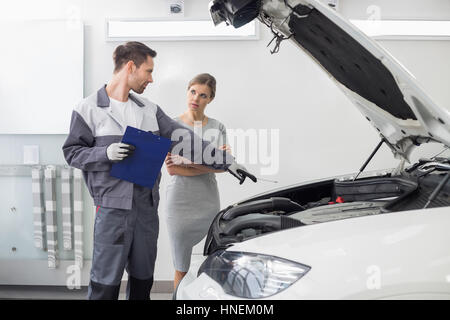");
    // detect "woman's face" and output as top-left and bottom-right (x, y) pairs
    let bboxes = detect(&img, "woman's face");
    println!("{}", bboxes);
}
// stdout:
(186, 83), (213, 113)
